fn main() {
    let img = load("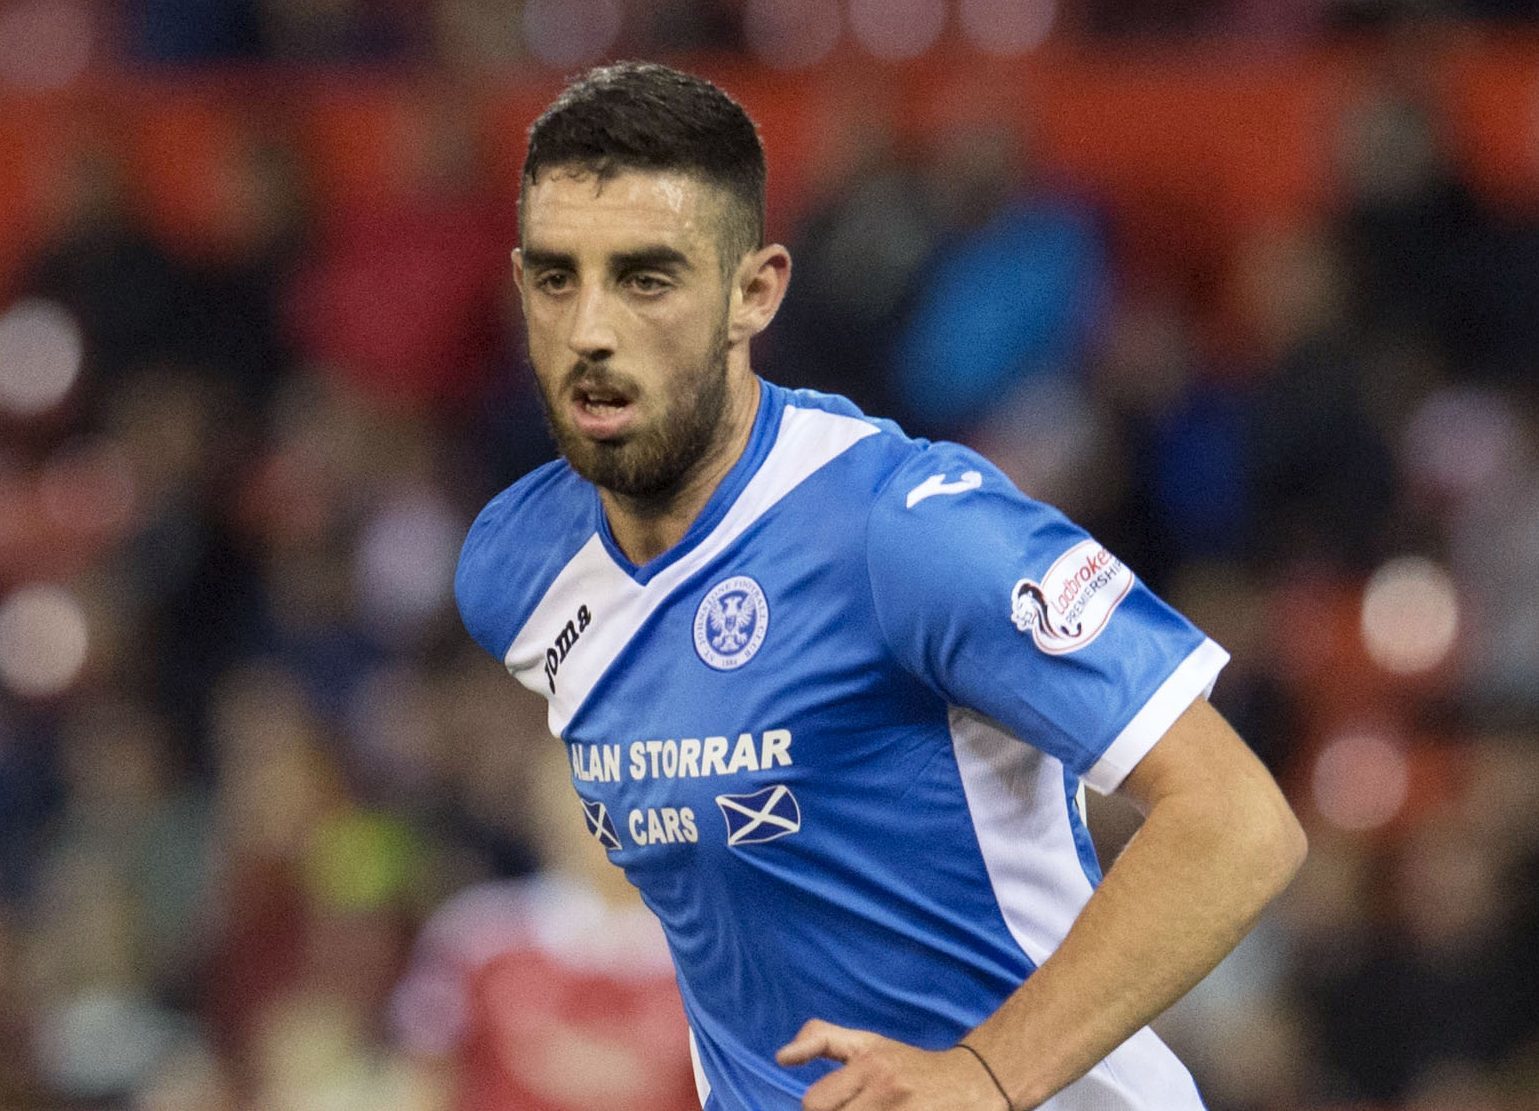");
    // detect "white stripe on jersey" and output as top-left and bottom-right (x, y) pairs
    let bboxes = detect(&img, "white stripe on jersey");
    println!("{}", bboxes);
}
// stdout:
(948, 704), (1208, 1109)
(947, 706), (1096, 966)
(506, 403), (879, 736)
(688, 1028), (712, 1108)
